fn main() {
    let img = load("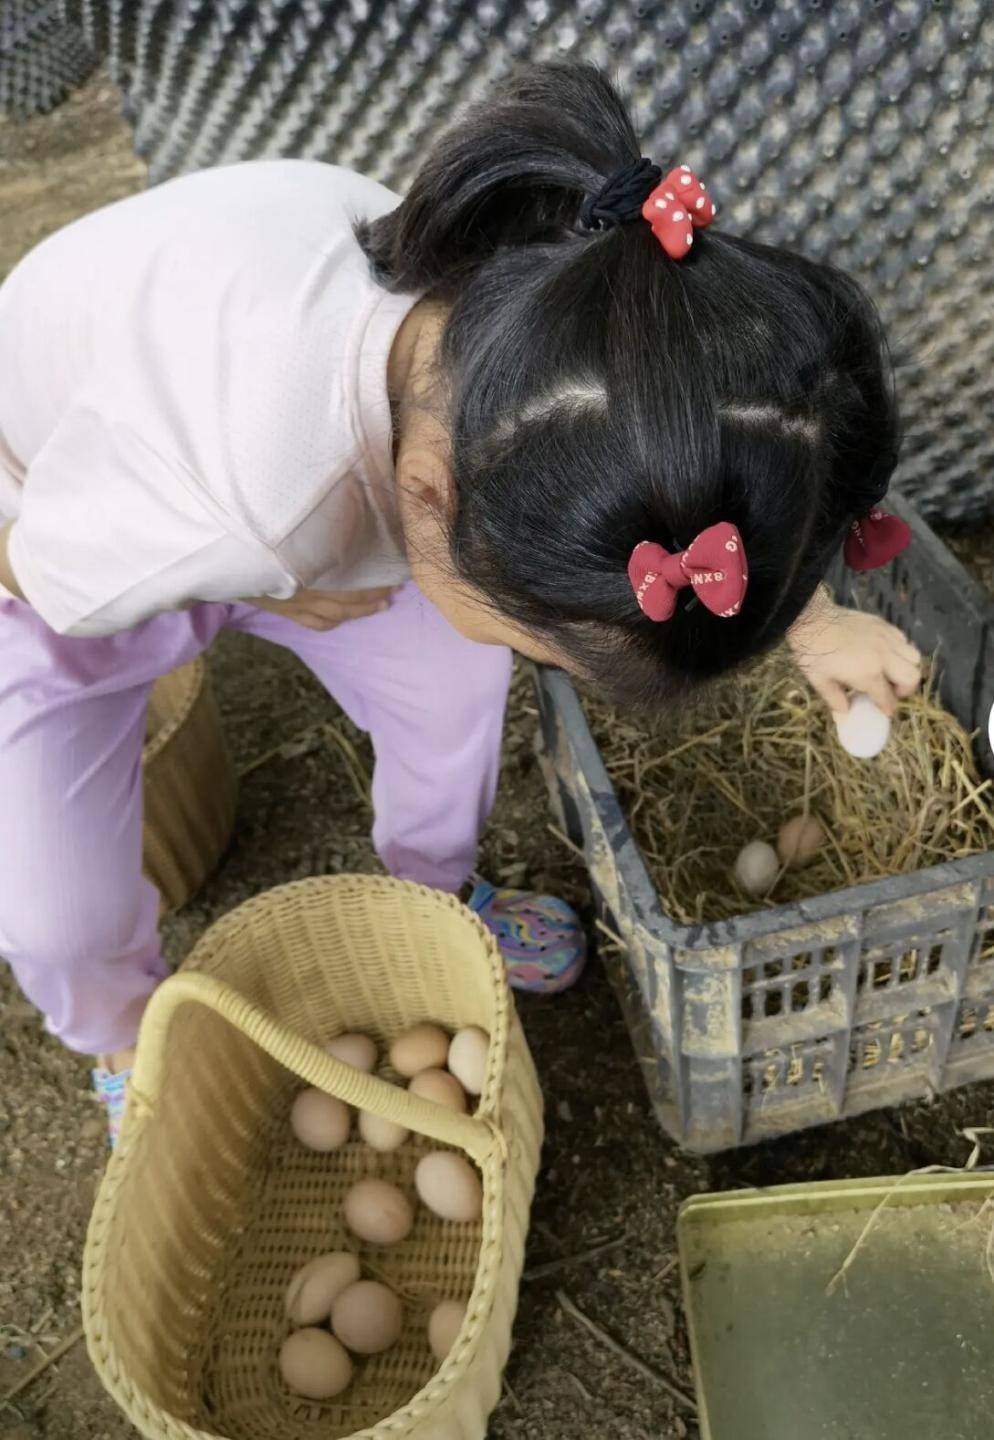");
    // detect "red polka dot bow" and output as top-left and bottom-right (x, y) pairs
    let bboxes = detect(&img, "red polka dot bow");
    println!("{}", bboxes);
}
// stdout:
(844, 508), (913, 572)
(641, 165), (717, 260)
(628, 522), (748, 623)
